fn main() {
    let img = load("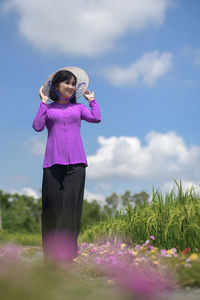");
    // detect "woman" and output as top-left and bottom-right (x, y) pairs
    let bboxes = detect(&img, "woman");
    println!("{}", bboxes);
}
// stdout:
(32, 66), (101, 263)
